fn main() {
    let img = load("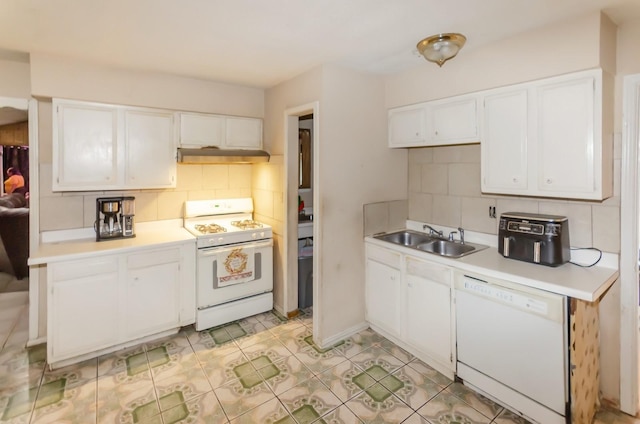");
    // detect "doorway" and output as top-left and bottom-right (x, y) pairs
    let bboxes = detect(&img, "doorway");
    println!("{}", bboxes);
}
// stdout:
(0, 96), (30, 349)
(284, 102), (320, 342)
(620, 73), (640, 415)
